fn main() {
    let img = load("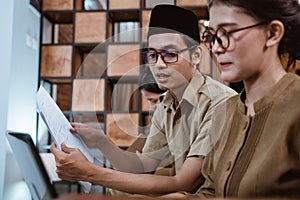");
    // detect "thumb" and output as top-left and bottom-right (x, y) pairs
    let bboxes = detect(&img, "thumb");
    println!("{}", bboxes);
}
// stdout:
(61, 143), (72, 154)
